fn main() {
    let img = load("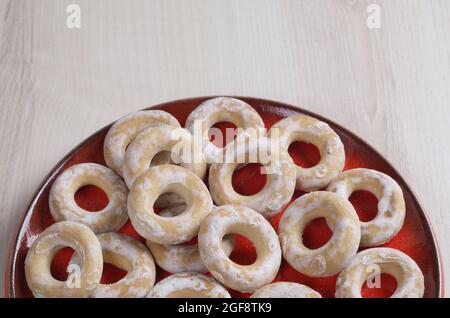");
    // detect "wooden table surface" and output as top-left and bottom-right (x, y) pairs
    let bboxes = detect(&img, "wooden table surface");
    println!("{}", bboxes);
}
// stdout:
(0, 0), (449, 297)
